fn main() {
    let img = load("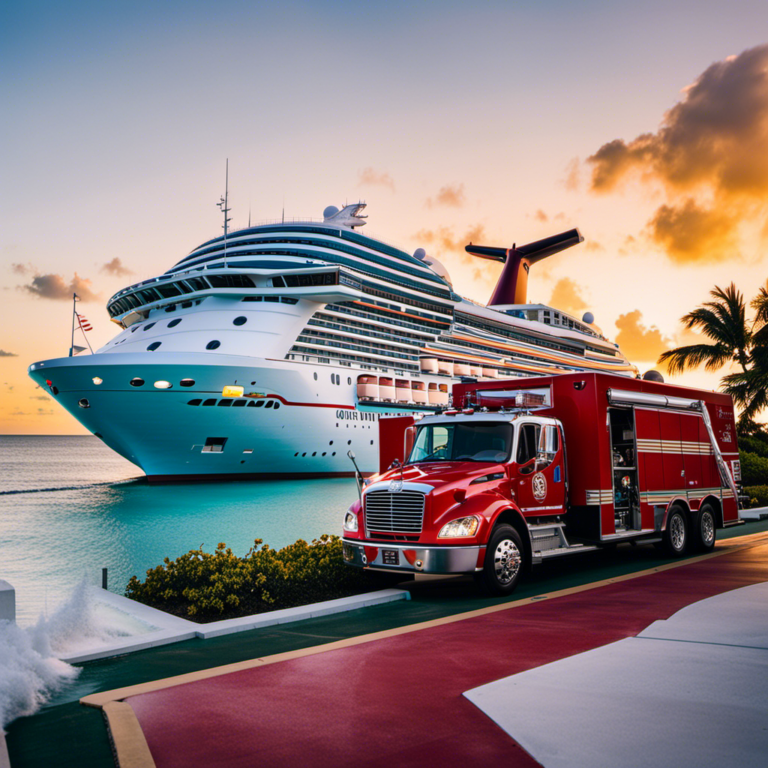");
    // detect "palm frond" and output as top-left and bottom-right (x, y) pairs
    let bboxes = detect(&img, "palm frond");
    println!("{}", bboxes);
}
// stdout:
(658, 343), (731, 375)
